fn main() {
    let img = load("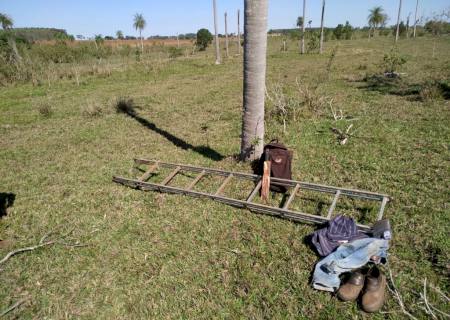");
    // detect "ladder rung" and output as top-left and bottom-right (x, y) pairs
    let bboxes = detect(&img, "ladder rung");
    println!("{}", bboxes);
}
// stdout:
(376, 196), (389, 221)
(138, 162), (159, 181)
(283, 184), (300, 210)
(187, 170), (206, 190)
(215, 174), (233, 195)
(161, 166), (181, 186)
(327, 190), (341, 219)
(246, 179), (262, 203)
